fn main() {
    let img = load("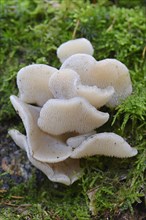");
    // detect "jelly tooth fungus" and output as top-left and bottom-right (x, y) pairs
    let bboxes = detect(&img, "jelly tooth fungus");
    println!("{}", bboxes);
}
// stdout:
(9, 38), (137, 185)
